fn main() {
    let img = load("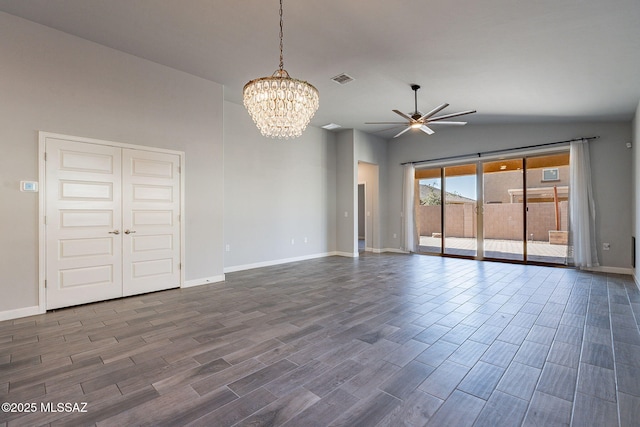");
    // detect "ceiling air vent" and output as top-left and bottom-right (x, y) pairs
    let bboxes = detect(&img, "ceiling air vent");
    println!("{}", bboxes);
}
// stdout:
(331, 73), (354, 85)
